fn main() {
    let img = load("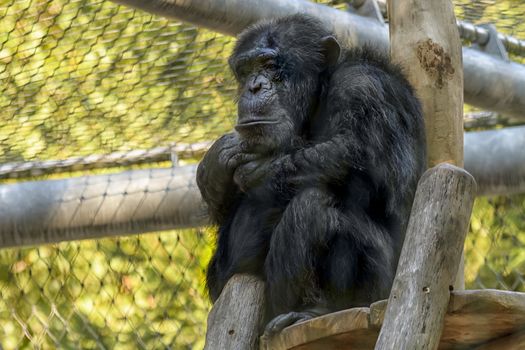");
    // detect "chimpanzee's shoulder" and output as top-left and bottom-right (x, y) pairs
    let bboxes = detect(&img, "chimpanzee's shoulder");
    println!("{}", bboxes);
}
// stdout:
(329, 45), (415, 97)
